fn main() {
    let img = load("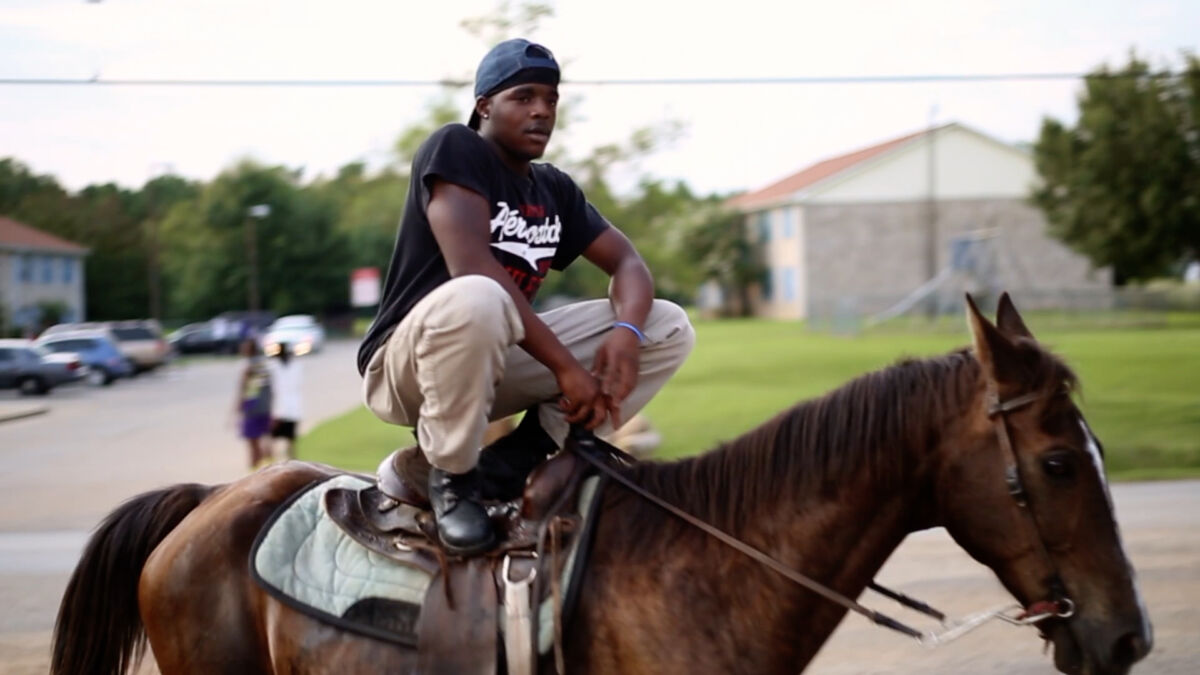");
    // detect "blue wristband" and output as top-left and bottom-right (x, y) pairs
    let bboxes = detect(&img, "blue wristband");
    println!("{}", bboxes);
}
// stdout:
(613, 321), (646, 343)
